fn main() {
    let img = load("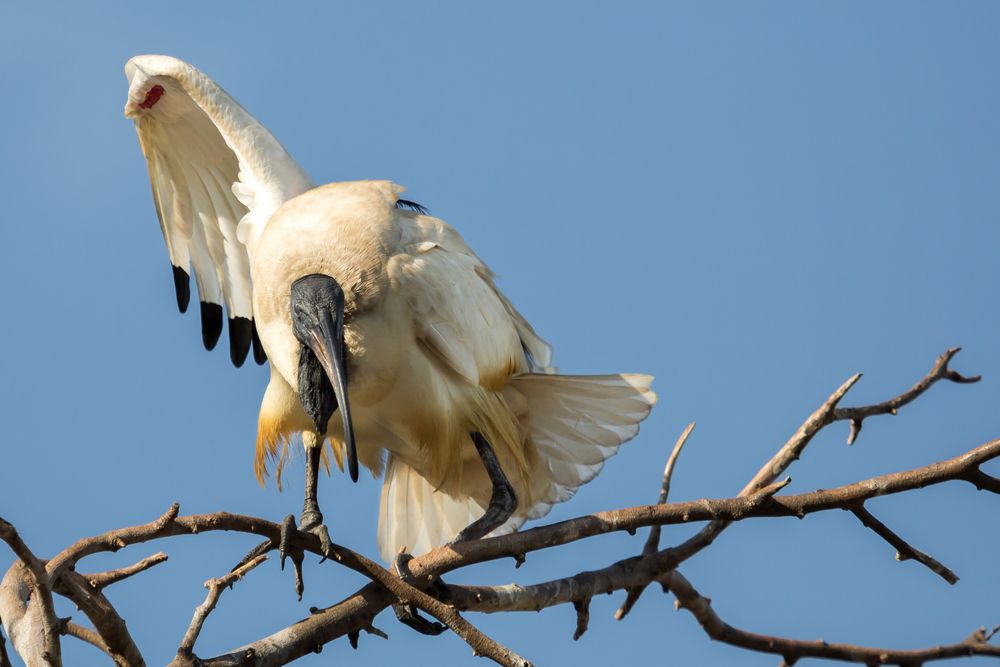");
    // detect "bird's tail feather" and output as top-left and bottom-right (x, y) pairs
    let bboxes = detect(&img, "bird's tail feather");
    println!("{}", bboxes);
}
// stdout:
(376, 373), (657, 561)
(378, 455), (489, 561)
(509, 373), (657, 520)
